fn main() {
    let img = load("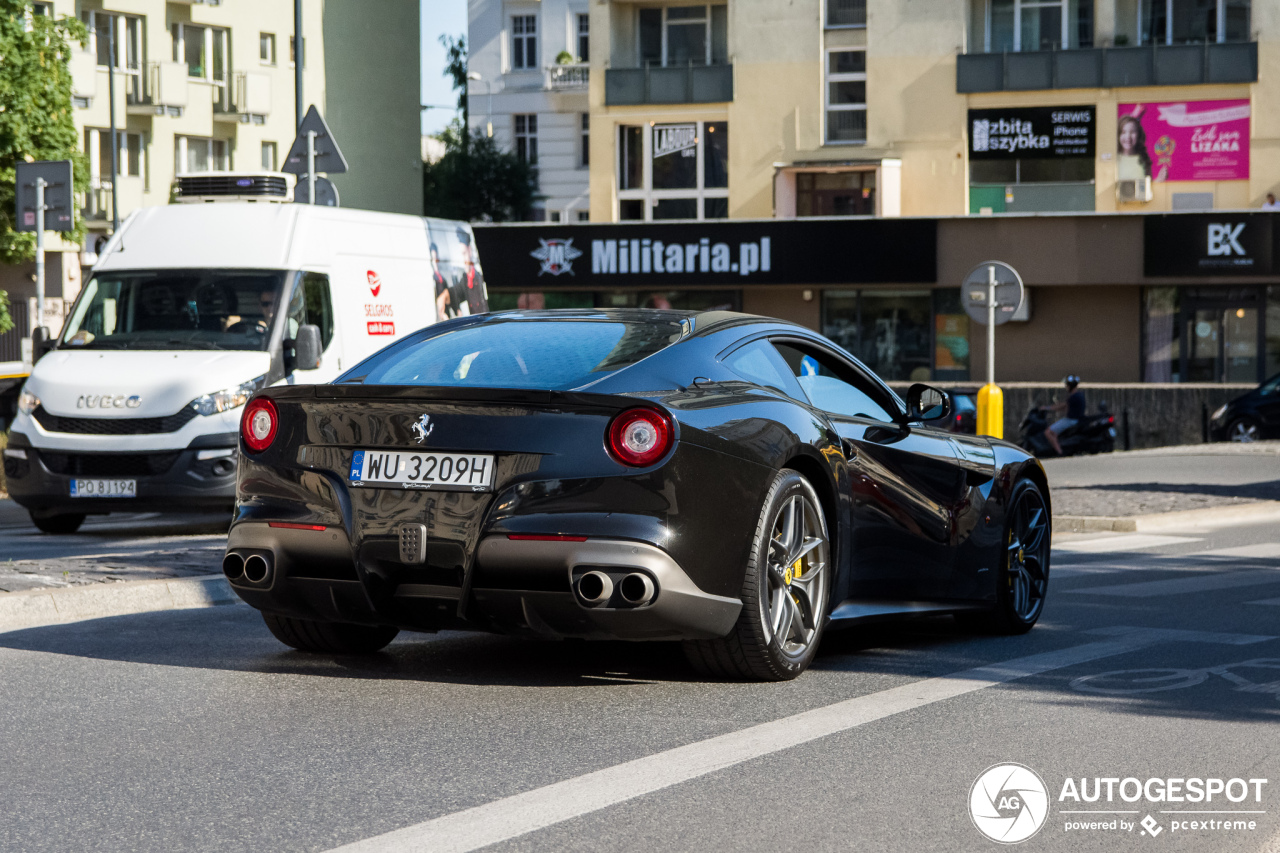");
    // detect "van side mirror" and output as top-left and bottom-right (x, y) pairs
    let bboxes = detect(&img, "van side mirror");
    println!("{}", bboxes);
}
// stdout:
(293, 324), (322, 371)
(30, 326), (54, 362)
(905, 383), (952, 422)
